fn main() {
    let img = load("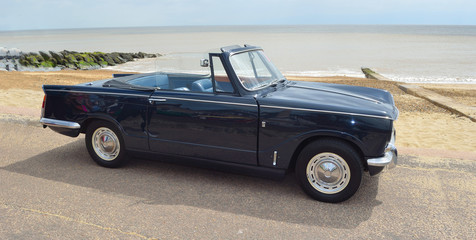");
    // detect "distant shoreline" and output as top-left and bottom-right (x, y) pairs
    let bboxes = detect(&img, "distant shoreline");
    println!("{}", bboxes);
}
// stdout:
(1, 25), (475, 84)
(2, 24), (476, 35)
